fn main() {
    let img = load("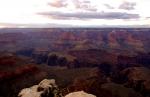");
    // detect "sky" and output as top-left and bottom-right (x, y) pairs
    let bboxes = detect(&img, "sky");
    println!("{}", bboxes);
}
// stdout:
(0, 0), (150, 28)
